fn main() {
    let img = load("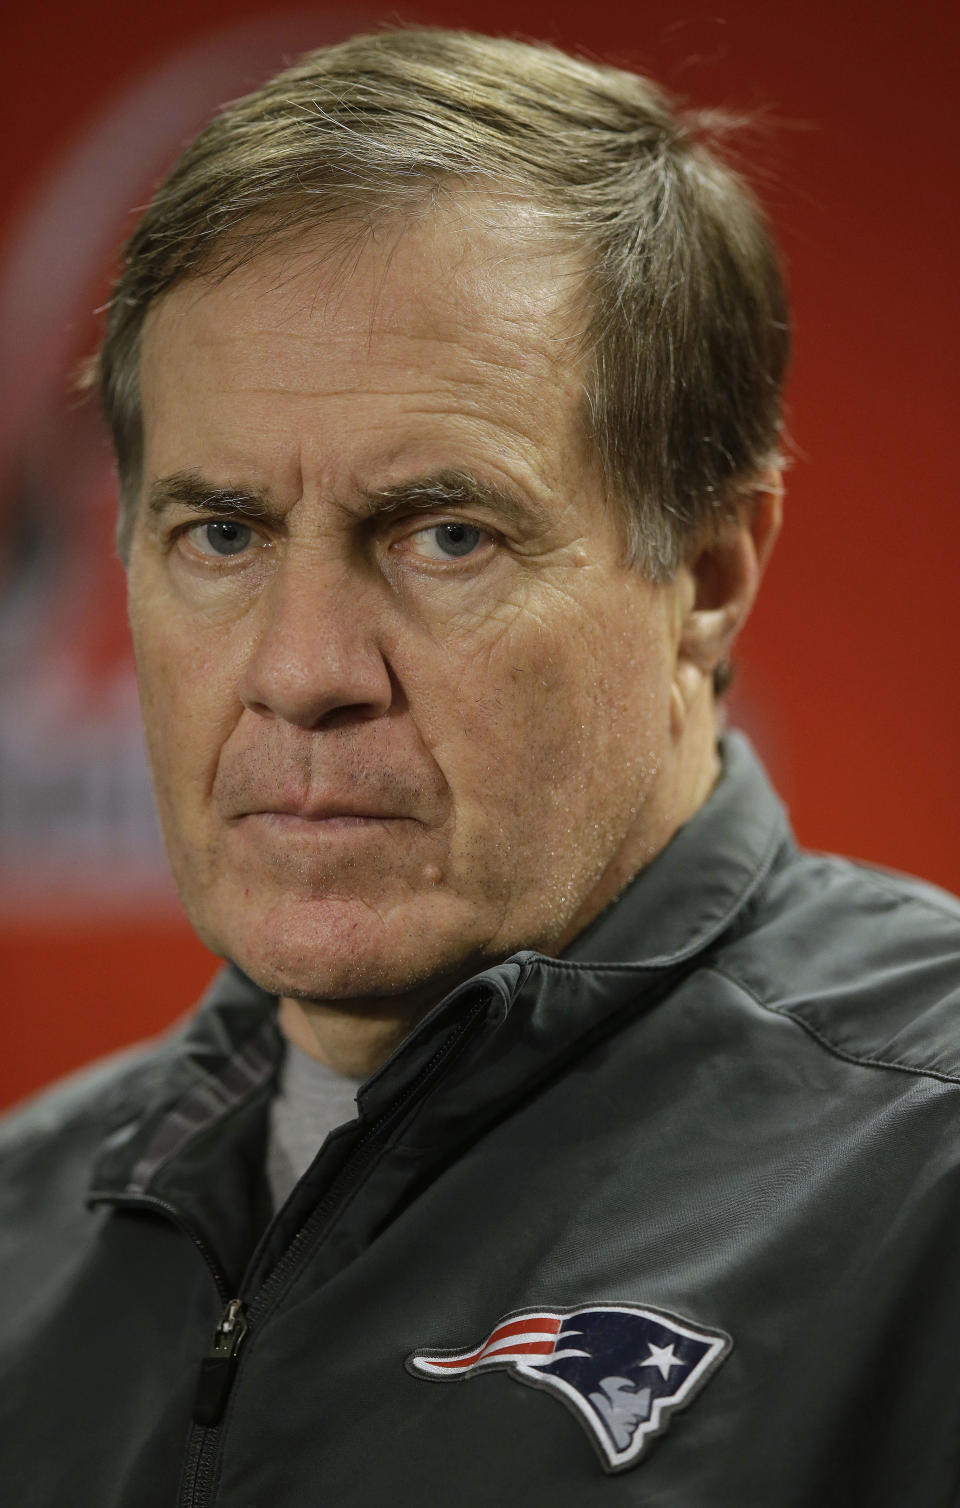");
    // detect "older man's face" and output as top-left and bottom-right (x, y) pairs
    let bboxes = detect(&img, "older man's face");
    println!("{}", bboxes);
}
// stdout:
(129, 206), (689, 1004)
